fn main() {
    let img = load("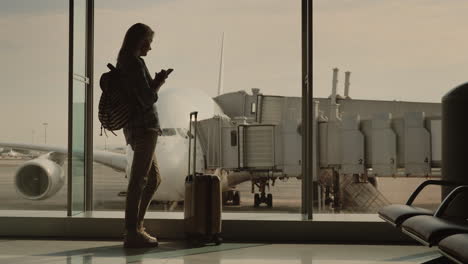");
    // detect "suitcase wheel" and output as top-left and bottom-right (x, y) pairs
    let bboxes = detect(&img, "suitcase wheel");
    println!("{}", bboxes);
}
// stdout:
(213, 234), (223, 245)
(186, 234), (223, 246)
